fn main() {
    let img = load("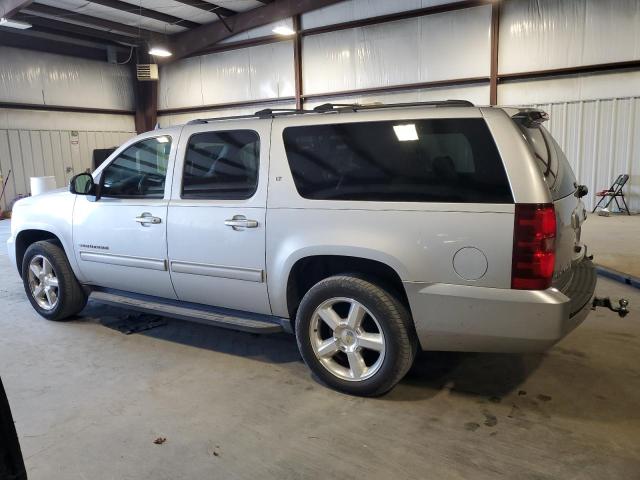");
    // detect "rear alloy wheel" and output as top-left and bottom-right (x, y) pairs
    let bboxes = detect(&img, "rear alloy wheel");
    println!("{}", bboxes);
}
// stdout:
(296, 275), (417, 396)
(310, 297), (386, 382)
(22, 240), (87, 321)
